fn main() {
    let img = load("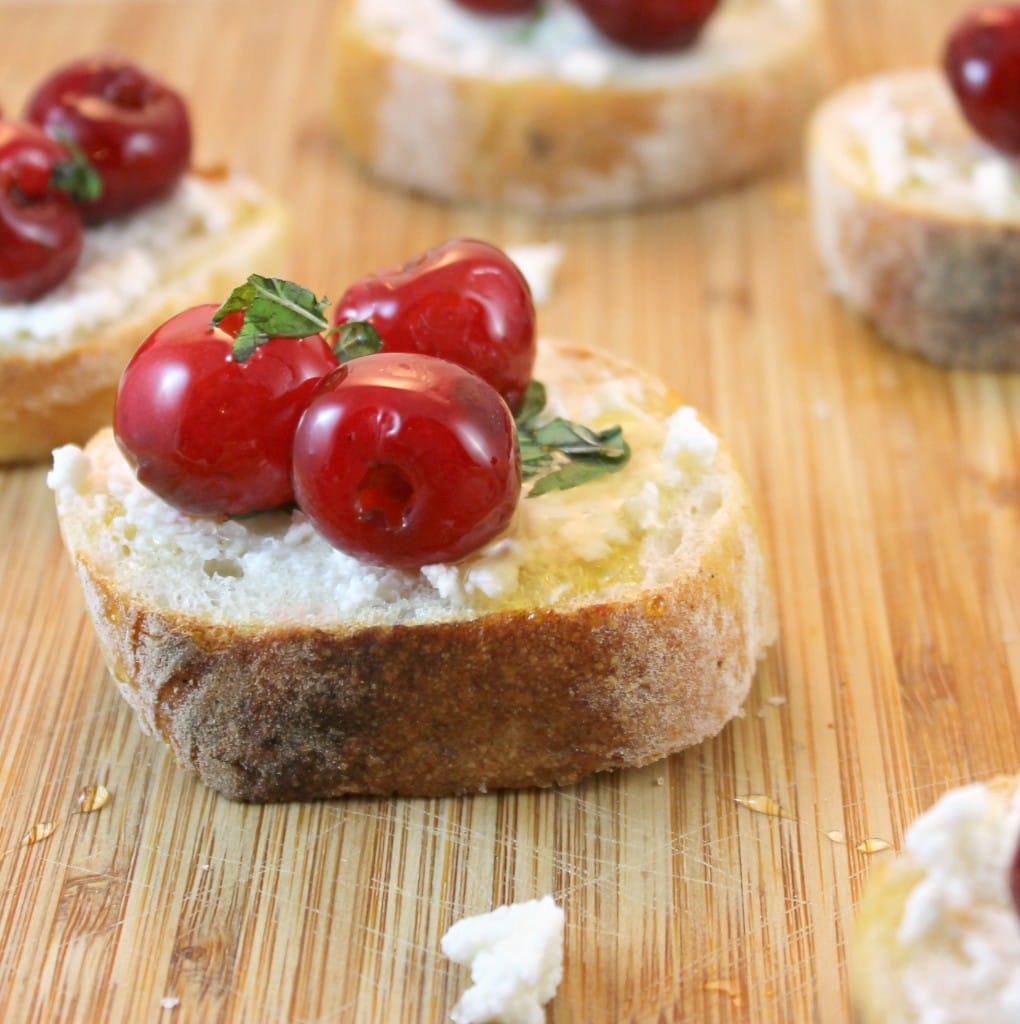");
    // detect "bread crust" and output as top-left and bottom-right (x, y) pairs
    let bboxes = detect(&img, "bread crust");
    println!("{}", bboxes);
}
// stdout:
(0, 183), (286, 464)
(331, 0), (819, 213)
(809, 70), (1020, 371)
(54, 342), (775, 802)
